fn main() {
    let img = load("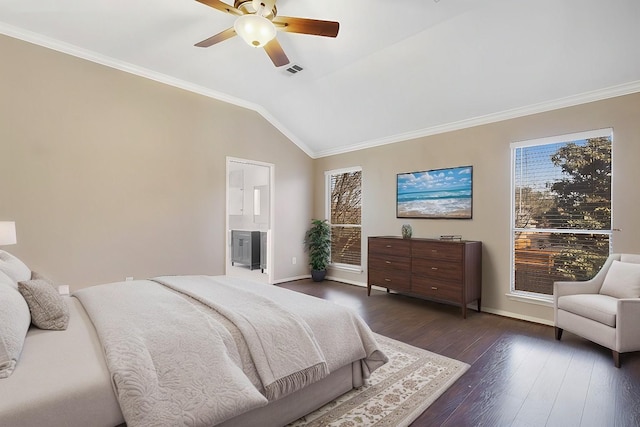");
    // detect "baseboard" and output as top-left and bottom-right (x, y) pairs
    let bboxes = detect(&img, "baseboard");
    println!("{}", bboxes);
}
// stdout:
(322, 277), (554, 326)
(271, 275), (311, 284)
(479, 307), (554, 326)
(325, 277), (389, 293)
